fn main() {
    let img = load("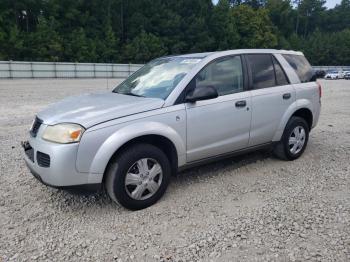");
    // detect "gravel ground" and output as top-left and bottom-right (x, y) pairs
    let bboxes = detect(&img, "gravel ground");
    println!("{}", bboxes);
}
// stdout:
(0, 79), (350, 262)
